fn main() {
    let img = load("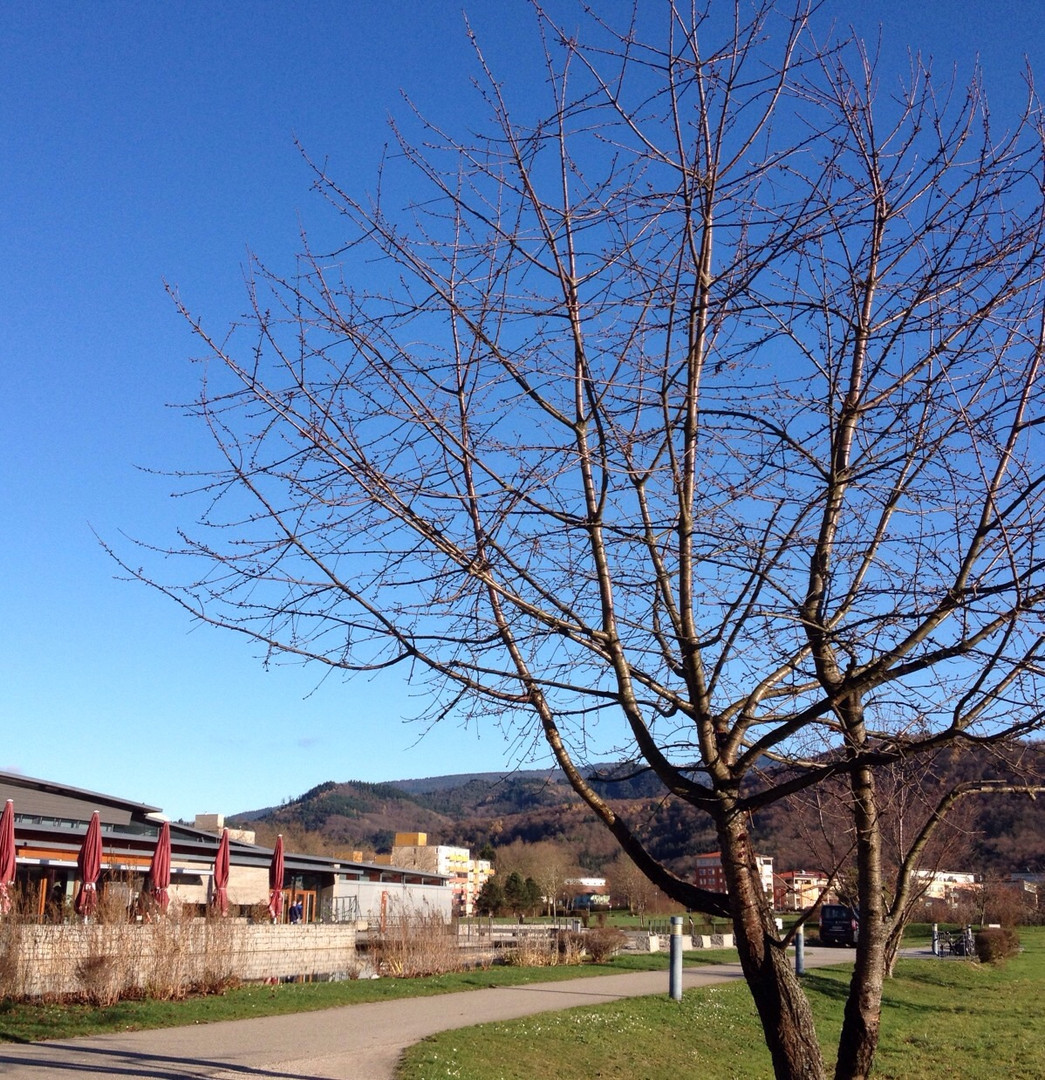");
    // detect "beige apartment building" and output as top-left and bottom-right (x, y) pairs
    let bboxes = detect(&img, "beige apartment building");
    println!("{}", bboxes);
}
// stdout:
(376, 832), (494, 916)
